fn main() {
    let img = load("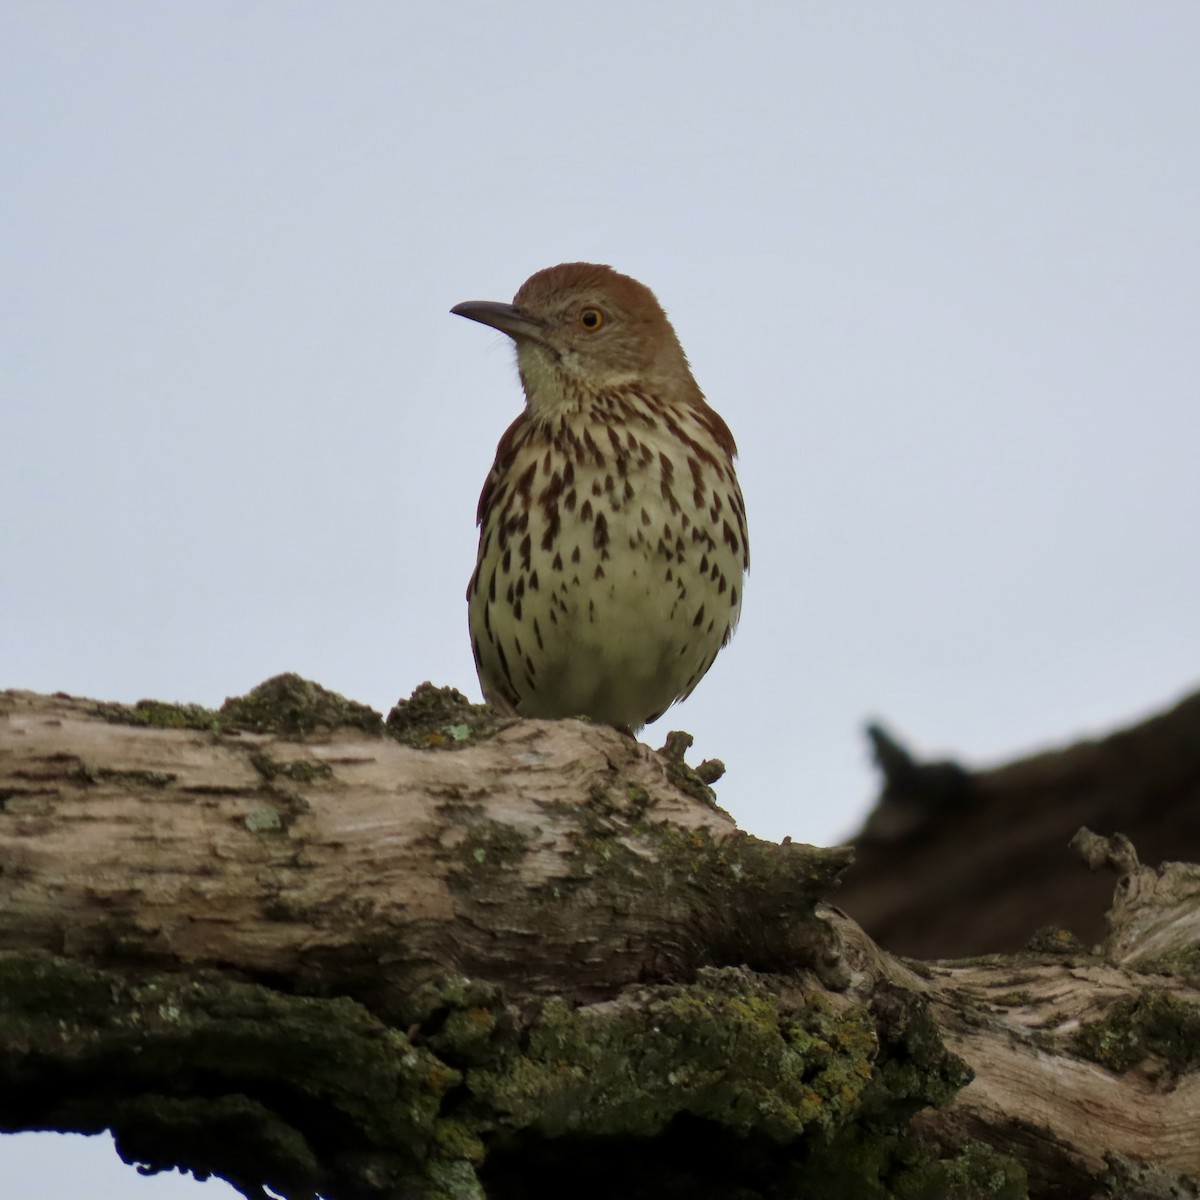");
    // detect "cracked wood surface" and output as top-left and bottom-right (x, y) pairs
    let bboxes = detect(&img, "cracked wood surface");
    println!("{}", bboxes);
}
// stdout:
(3, 686), (1200, 1199)
(0, 689), (752, 1007)
(830, 898), (1200, 1196)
